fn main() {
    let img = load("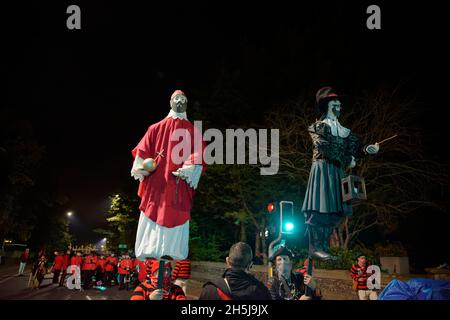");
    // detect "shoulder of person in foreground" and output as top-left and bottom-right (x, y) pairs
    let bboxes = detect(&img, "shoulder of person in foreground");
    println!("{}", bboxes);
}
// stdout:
(246, 274), (272, 300)
(171, 284), (187, 300)
(198, 280), (222, 300)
